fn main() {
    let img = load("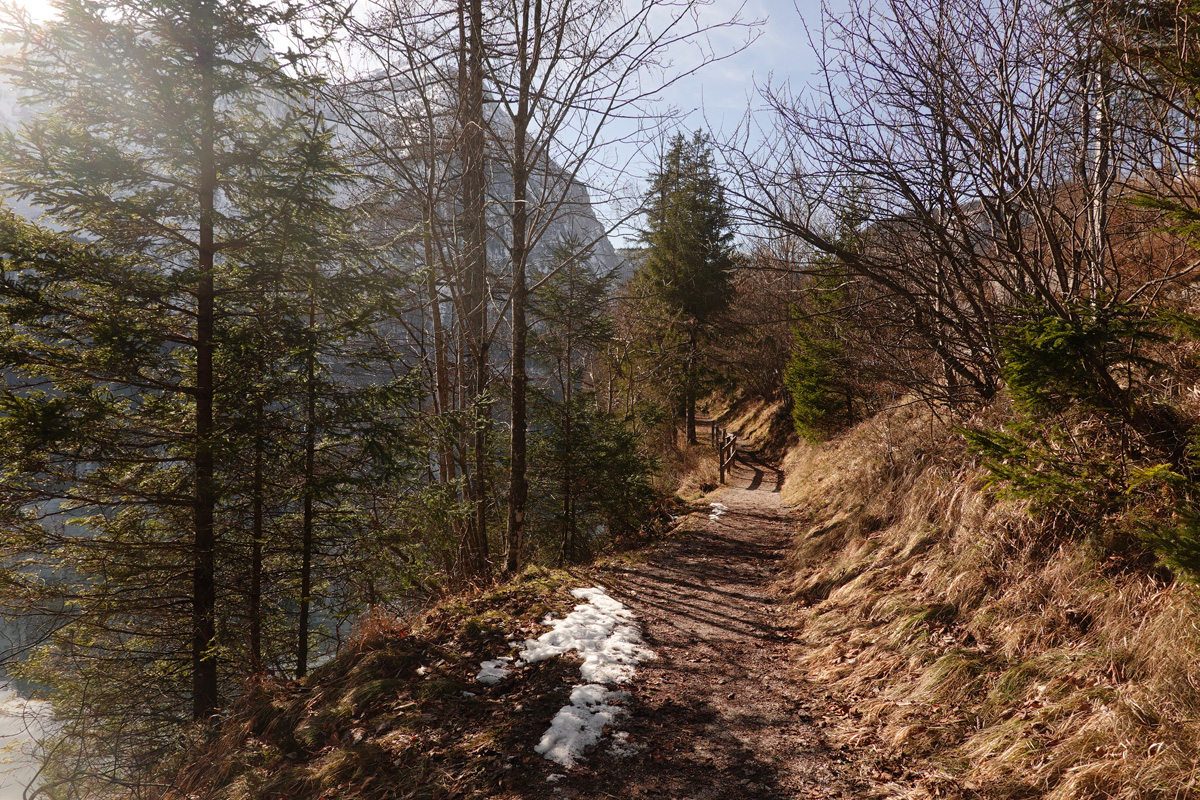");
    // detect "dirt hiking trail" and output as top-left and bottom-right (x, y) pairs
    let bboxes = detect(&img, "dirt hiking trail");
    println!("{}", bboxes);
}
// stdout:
(539, 432), (874, 799)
